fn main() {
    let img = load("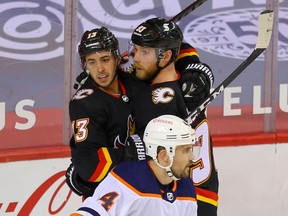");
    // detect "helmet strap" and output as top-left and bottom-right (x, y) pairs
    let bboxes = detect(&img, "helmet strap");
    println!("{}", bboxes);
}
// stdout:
(165, 167), (180, 181)
(153, 156), (180, 181)
(155, 48), (174, 74)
